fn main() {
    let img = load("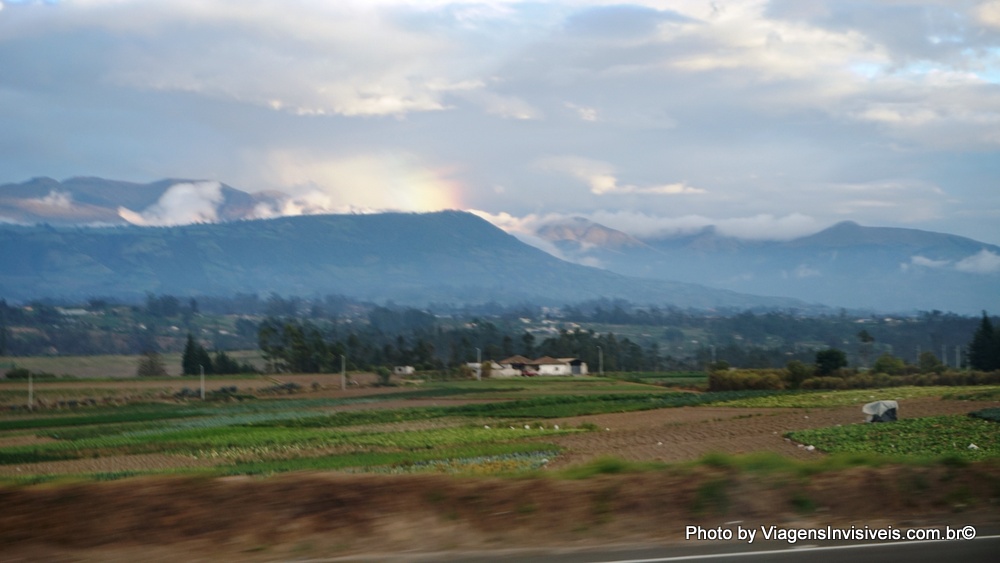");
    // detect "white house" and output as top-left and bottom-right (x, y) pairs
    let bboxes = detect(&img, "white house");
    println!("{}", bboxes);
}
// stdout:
(496, 356), (588, 377)
(393, 365), (415, 376)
